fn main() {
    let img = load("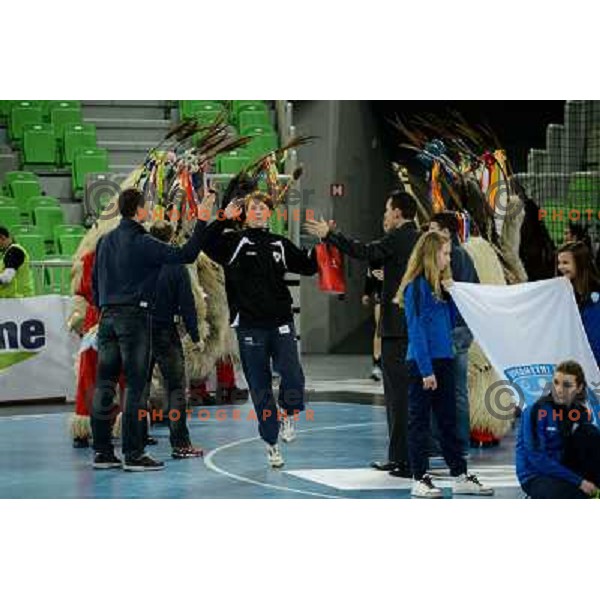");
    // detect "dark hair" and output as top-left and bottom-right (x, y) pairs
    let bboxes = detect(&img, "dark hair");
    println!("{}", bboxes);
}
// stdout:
(149, 220), (174, 243)
(555, 360), (587, 392)
(557, 241), (600, 303)
(430, 211), (459, 236)
(118, 188), (145, 218)
(388, 190), (417, 221)
(0, 226), (10, 238)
